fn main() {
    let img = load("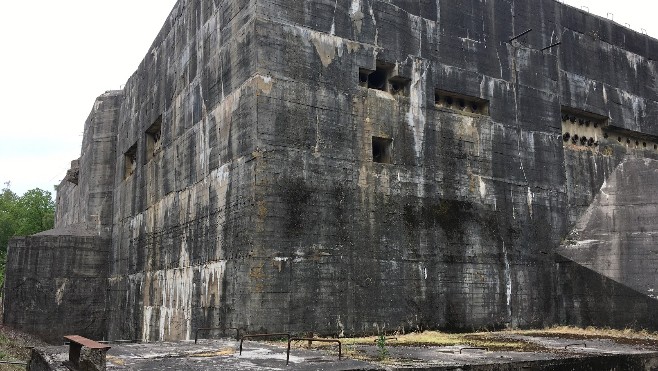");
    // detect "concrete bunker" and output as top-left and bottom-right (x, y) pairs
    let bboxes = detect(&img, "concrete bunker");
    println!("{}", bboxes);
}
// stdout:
(6, 0), (658, 344)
